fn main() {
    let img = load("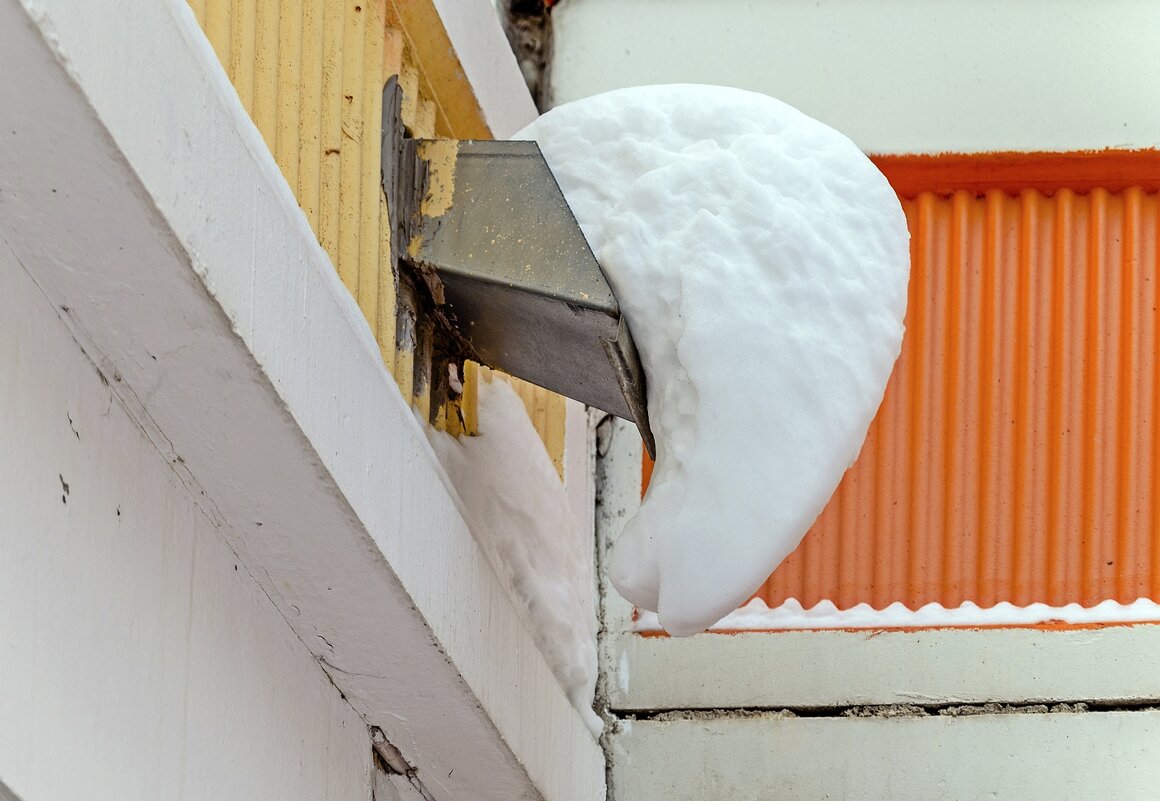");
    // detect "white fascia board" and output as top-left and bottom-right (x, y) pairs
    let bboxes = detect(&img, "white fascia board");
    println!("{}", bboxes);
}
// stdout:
(433, 0), (539, 137)
(0, 2), (602, 801)
(612, 713), (1160, 801)
(609, 625), (1160, 711)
